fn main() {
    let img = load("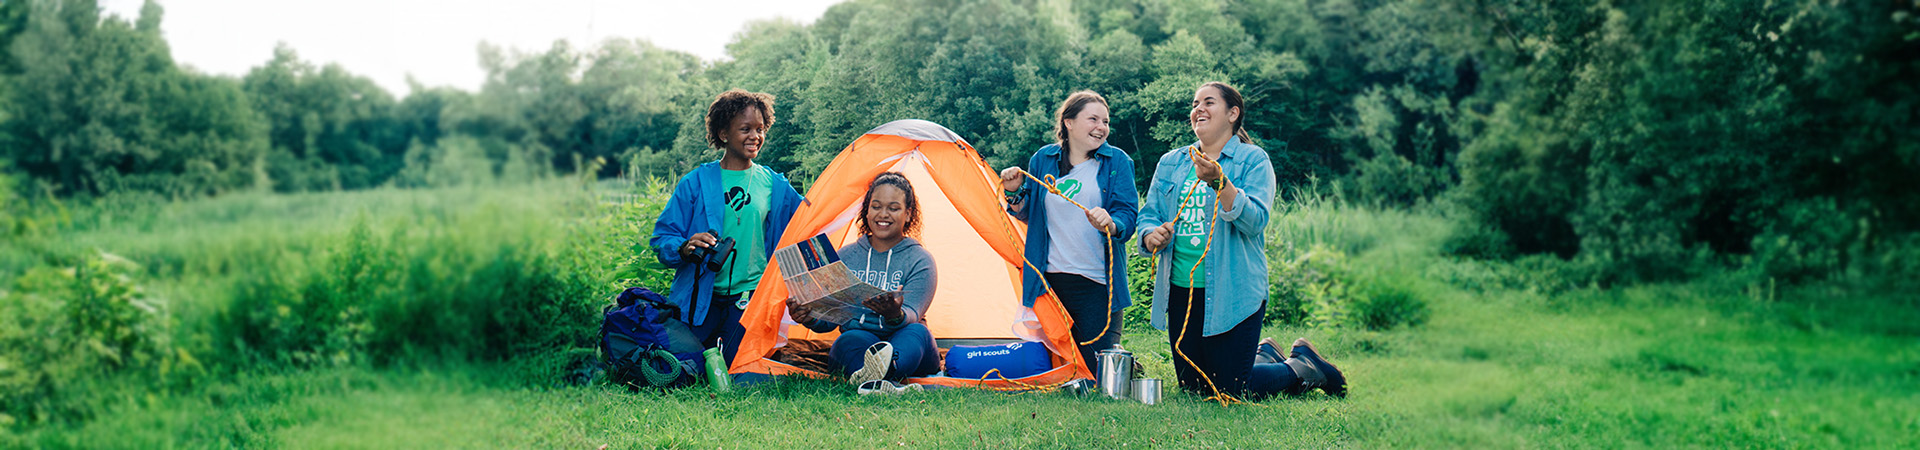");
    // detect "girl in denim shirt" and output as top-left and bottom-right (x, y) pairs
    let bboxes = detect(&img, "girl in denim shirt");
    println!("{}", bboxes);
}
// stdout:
(1137, 82), (1347, 400)
(1000, 91), (1140, 376)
